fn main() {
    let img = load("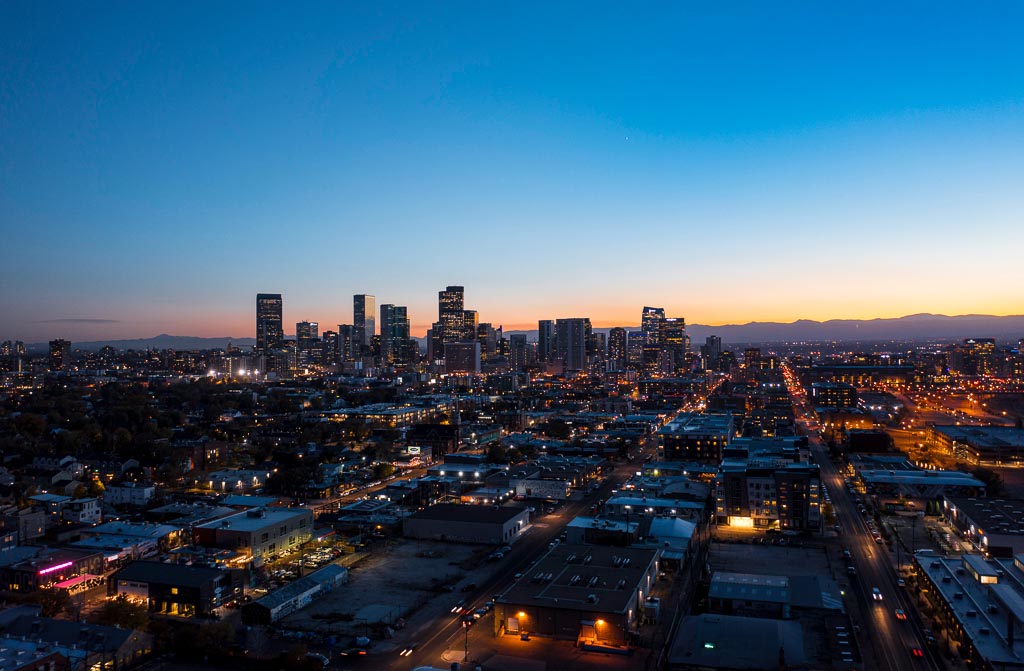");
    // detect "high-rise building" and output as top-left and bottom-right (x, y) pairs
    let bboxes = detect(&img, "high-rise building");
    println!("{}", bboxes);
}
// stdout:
(256, 293), (283, 353)
(661, 317), (688, 370)
(1, 341), (26, 374)
(296, 321), (318, 349)
(49, 339), (70, 371)
(322, 330), (339, 365)
(296, 321), (319, 366)
(477, 322), (497, 359)
(439, 286), (465, 343)
(337, 325), (355, 363)
(608, 327), (627, 371)
(641, 306), (666, 341)
(353, 294), (376, 356)
(555, 318), (591, 373)
(380, 304), (411, 364)
(444, 341), (481, 374)
(509, 334), (529, 372)
(702, 335), (723, 369)
(538, 320), (555, 363)
(463, 310), (479, 342)
(627, 331), (646, 369)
